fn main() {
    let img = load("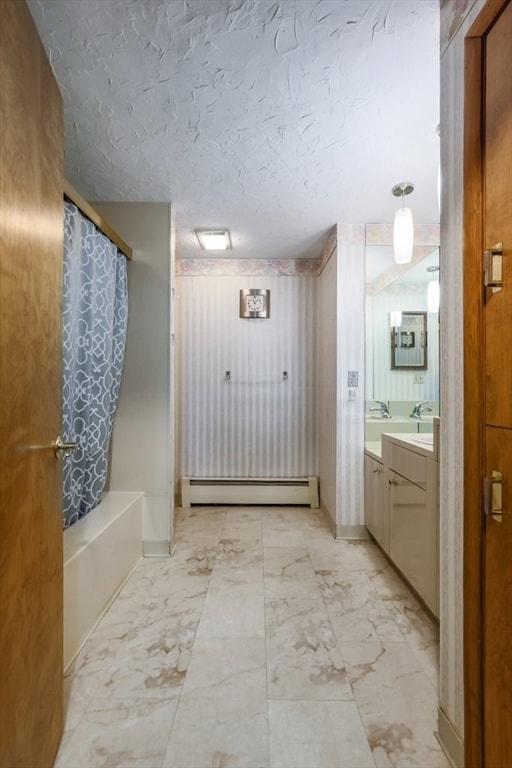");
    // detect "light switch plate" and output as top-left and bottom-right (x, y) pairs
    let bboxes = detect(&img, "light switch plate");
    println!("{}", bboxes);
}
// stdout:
(347, 370), (358, 387)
